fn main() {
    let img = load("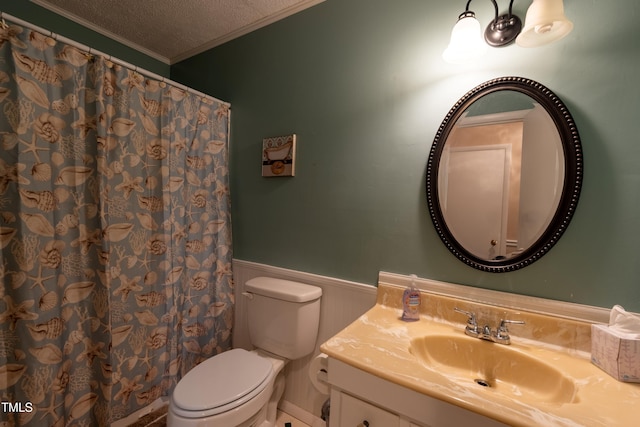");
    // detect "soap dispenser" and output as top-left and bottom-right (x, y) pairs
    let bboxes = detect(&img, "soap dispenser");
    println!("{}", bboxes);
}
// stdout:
(401, 274), (421, 322)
